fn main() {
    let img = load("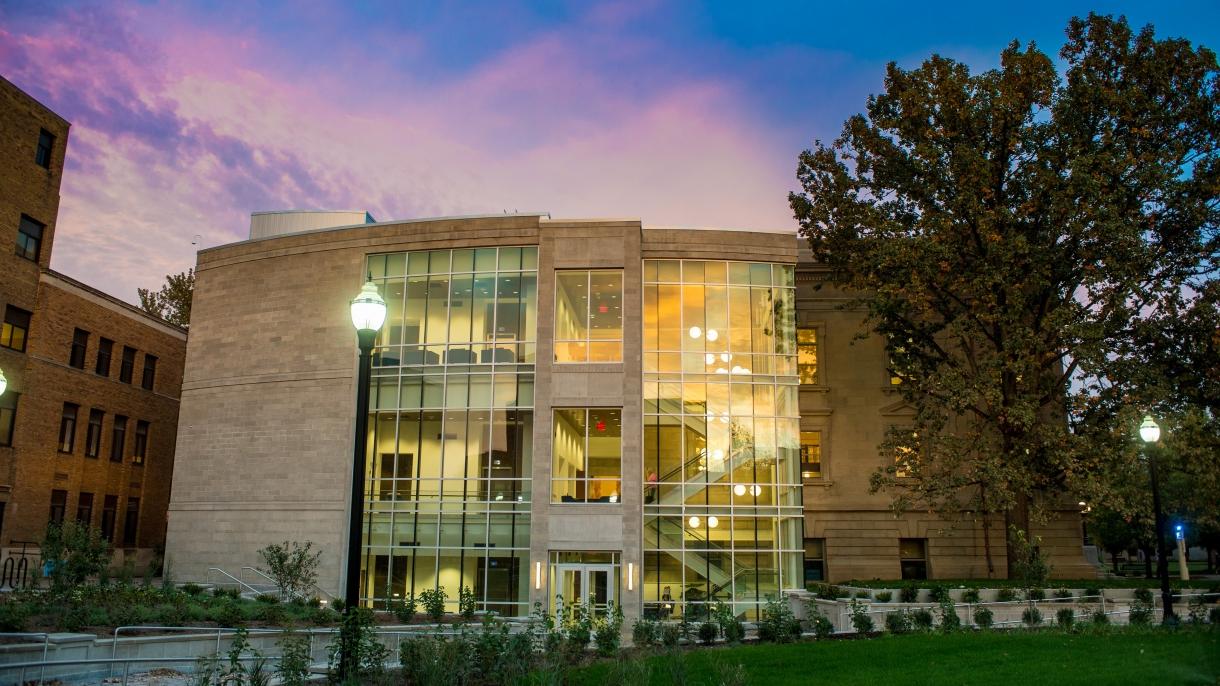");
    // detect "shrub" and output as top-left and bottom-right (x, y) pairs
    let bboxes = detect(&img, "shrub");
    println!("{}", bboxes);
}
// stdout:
(309, 606), (338, 625)
(1022, 607), (1043, 627)
(804, 602), (834, 638)
(1129, 601), (1153, 625)
(996, 588), (1018, 602)
(1056, 607), (1075, 629)
(854, 591), (870, 599)
(459, 585), (477, 621)
(698, 620), (718, 645)
(962, 588), (981, 604)
(1027, 588), (1046, 602)
(182, 583), (205, 596)
(326, 607), (388, 683)
(660, 622), (682, 647)
(1208, 607), (1220, 625)
(1082, 586), (1102, 602)
(848, 599), (874, 634)
(937, 600), (961, 633)
(256, 593), (280, 604)
(1091, 609), (1109, 625)
(911, 608), (934, 631)
(973, 606), (994, 629)
(631, 617), (659, 647)
(1186, 596), (1207, 624)
(41, 521), (111, 592)
(928, 584), (951, 604)
(875, 591), (893, 603)
(758, 598), (802, 643)
(420, 587), (448, 622)
(885, 610), (911, 634)
(213, 600), (245, 627)
(713, 602), (745, 644)
(593, 602), (624, 656)
(815, 583), (849, 600)
(276, 634), (312, 686)
(390, 594), (417, 623)
(899, 583), (919, 603)
(257, 541), (321, 601)
(256, 601), (287, 624)
(0, 603), (31, 631)
(1055, 588), (1073, 603)
(1134, 587), (1154, 604)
